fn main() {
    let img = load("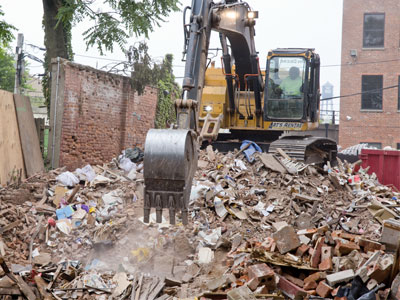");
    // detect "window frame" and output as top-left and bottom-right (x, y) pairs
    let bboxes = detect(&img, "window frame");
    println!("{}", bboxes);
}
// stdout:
(361, 75), (383, 111)
(363, 13), (385, 48)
